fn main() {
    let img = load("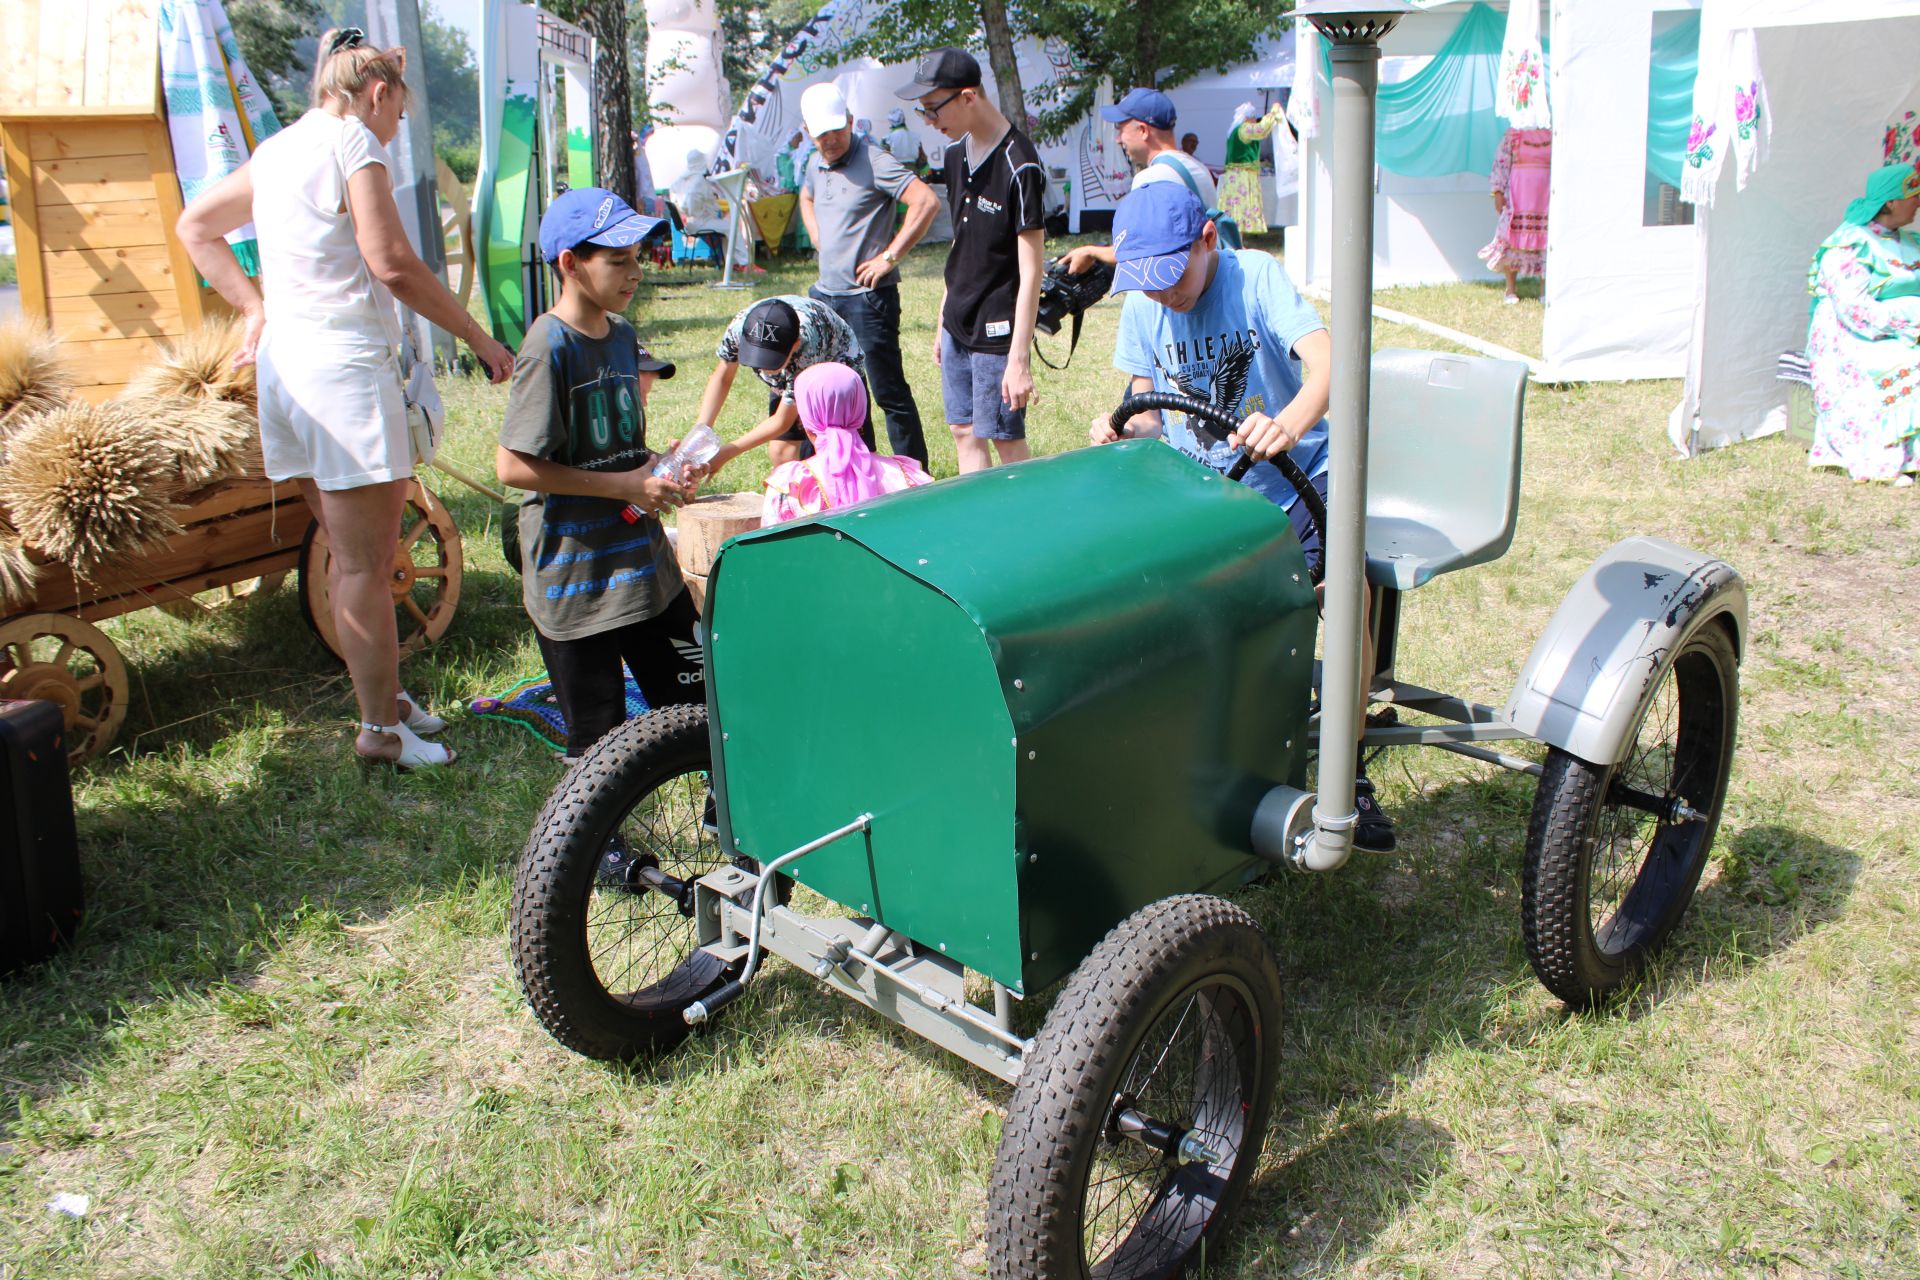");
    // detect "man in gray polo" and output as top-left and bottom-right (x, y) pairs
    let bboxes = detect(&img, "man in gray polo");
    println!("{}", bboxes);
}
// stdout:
(799, 81), (940, 467)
